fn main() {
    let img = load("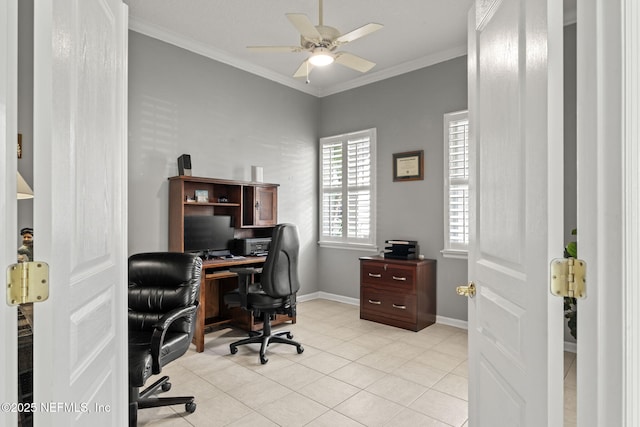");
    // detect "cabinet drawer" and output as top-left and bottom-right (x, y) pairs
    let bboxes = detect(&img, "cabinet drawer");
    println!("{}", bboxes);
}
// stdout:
(361, 286), (416, 324)
(361, 261), (416, 292)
